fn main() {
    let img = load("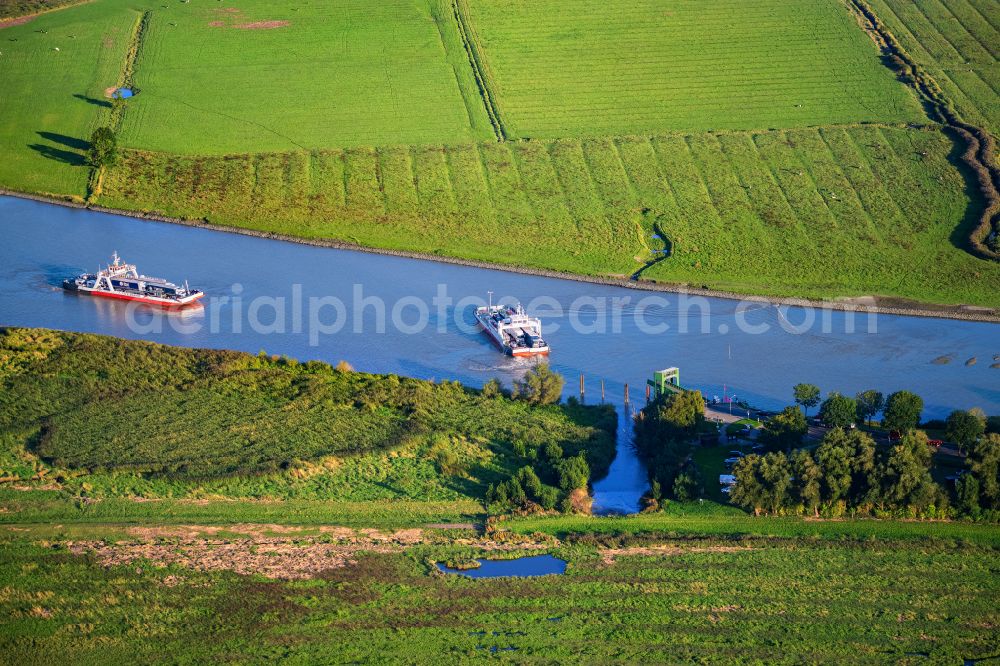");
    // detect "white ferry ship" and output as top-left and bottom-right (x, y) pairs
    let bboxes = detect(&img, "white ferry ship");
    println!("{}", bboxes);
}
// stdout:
(475, 295), (549, 357)
(63, 252), (203, 308)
